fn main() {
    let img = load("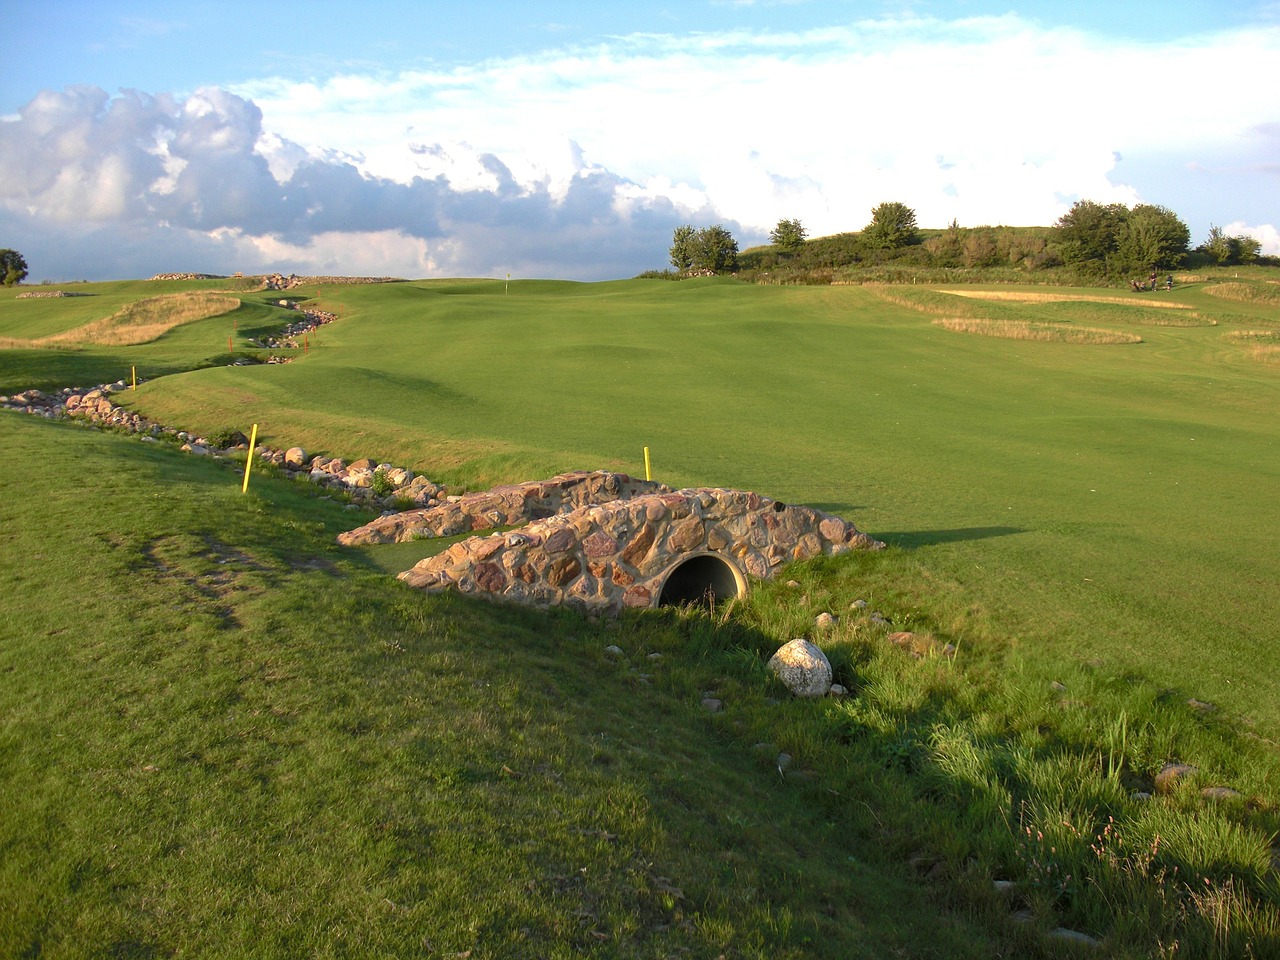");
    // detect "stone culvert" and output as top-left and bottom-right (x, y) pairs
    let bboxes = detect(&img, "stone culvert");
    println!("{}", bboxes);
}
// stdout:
(391, 485), (883, 616)
(338, 471), (670, 545)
